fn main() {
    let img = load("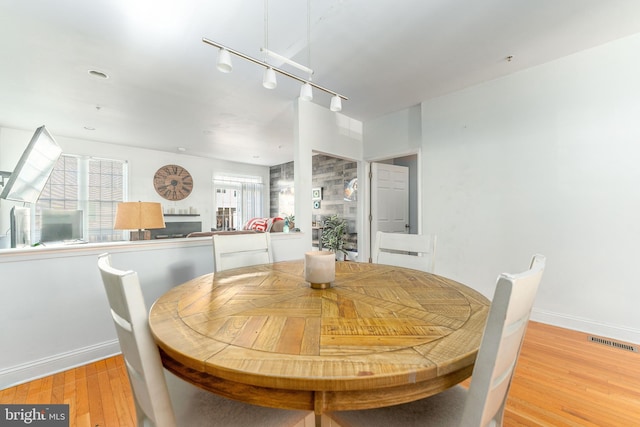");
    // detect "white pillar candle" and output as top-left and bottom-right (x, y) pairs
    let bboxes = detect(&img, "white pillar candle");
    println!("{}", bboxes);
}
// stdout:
(305, 251), (335, 289)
